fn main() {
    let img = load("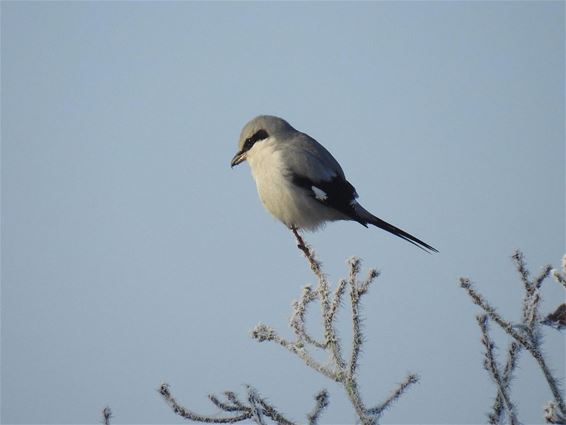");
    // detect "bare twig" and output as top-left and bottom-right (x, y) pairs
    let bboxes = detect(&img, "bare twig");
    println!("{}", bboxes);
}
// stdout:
(101, 407), (112, 425)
